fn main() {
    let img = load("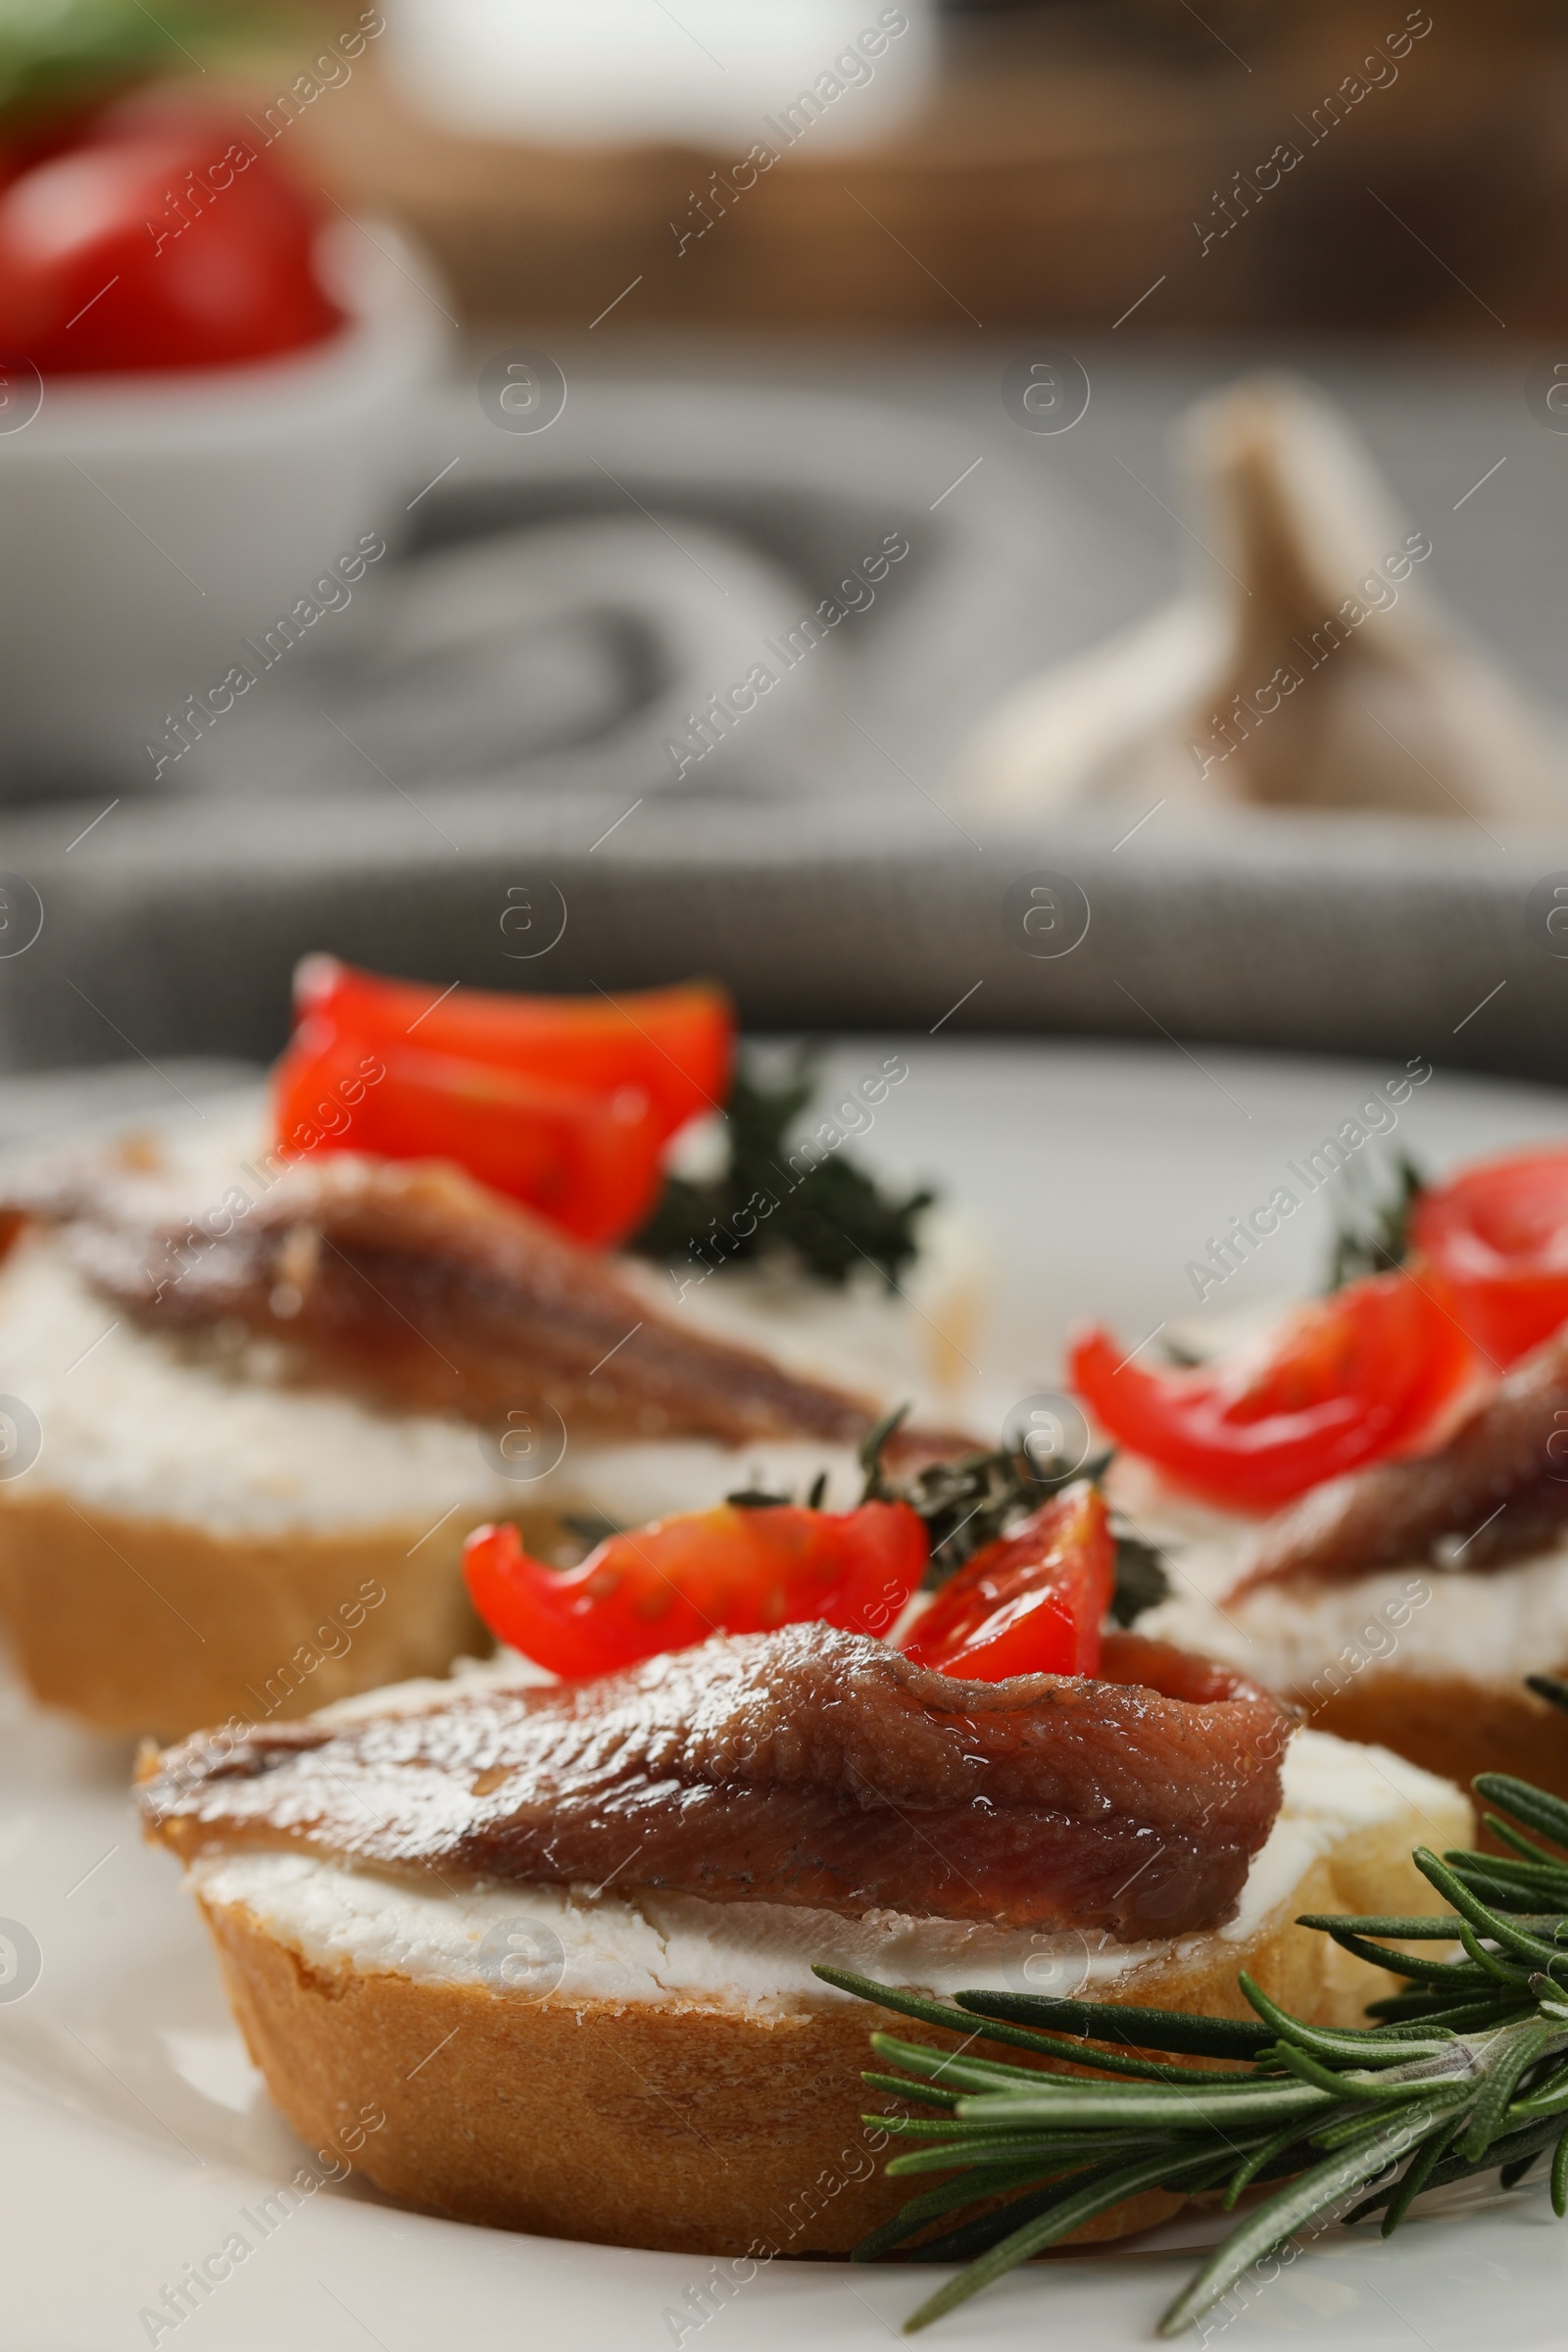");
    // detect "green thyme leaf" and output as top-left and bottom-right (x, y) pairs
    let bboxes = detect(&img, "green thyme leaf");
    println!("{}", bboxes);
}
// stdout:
(559, 1511), (624, 1548)
(1109, 1532), (1170, 1625)
(1323, 1150), (1425, 1291)
(855, 1419), (1113, 1586)
(632, 1051), (934, 1291)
